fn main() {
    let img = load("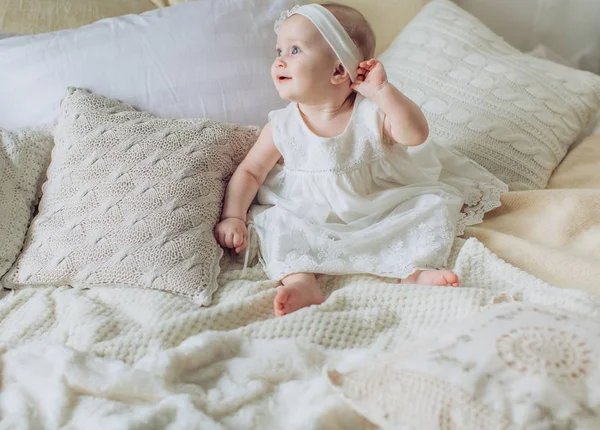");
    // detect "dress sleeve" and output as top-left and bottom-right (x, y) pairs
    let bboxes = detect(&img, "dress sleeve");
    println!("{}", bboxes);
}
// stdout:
(357, 95), (391, 146)
(265, 108), (287, 158)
